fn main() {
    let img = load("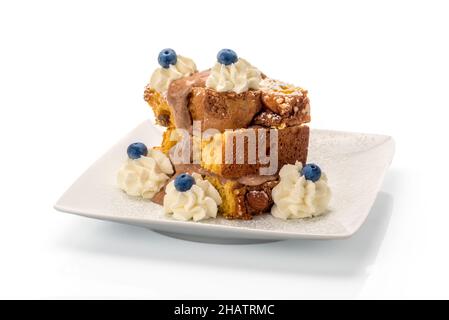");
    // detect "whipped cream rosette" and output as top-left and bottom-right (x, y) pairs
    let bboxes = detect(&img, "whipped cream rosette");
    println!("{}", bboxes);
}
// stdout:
(150, 50), (197, 93)
(117, 148), (173, 199)
(164, 173), (222, 221)
(271, 161), (331, 219)
(206, 49), (261, 94)
(206, 58), (261, 94)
